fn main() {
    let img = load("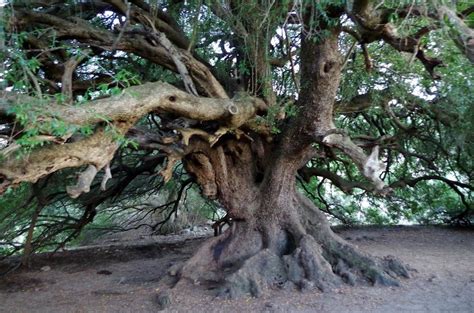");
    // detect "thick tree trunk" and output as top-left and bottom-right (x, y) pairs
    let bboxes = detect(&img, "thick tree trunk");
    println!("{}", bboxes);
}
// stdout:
(172, 21), (409, 298)
(173, 139), (409, 298)
(2, 2), (412, 297)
